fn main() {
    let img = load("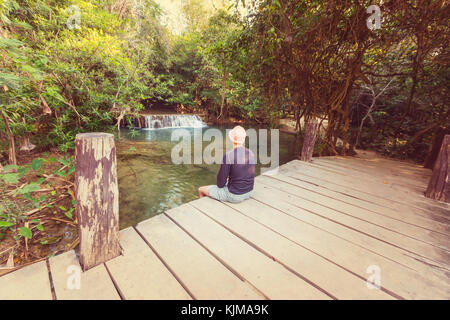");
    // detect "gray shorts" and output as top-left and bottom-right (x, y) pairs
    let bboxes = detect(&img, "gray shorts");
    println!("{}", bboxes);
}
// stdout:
(209, 185), (253, 203)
